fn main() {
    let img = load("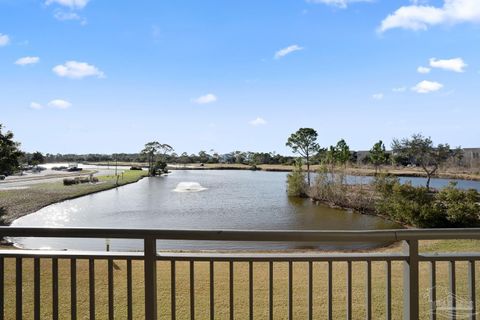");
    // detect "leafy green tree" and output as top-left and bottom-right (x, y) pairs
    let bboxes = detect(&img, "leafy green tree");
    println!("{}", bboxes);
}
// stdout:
(286, 128), (320, 185)
(141, 142), (173, 176)
(334, 139), (350, 168)
(287, 159), (307, 197)
(392, 134), (452, 189)
(0, 124), (24, 176)
(369, 140), (387, 174)
(30, 151), (45, 166)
